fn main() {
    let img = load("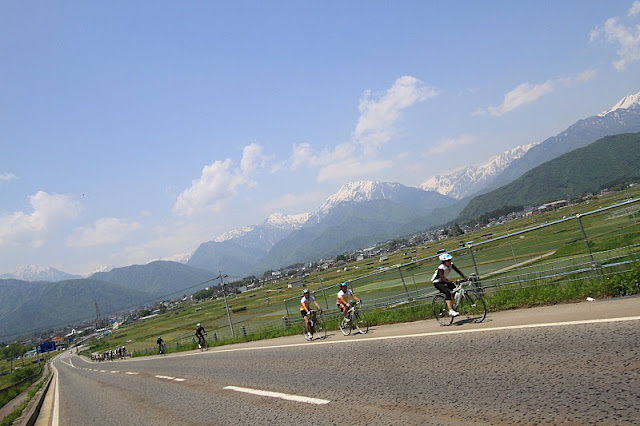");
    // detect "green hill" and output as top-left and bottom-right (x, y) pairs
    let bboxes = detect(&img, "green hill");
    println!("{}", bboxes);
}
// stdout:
(90, 260), (216, 297)
(457, 132), (640, 222)
(0, 278), (152, 340)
